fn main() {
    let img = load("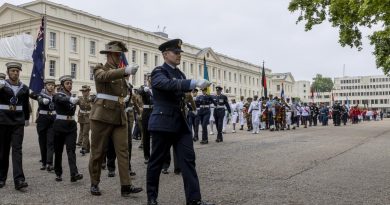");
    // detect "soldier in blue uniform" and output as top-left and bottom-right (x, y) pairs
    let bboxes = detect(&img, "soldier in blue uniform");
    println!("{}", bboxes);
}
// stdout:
(52, 75), (83, 182)
(0, 62), (30, 190)
(30, 78), (56, 171)
(196, 87), (215, 144)
(139, 75), (153, 164)
(146, 39), (214, 205)
(212, 86), (231, 142)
